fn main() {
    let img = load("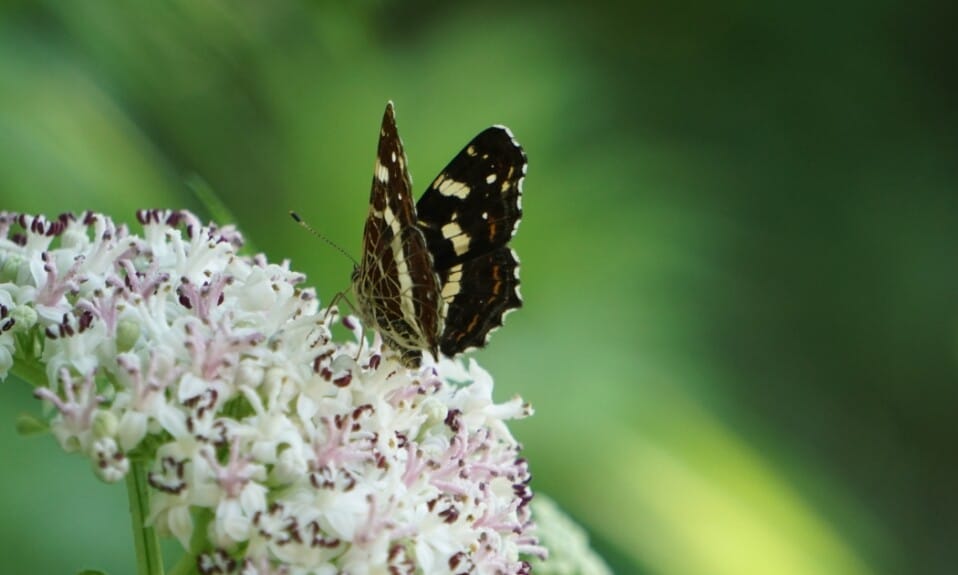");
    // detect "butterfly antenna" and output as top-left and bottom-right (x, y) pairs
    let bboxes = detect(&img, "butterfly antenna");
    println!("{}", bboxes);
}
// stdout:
(289, 211), (360, 267)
